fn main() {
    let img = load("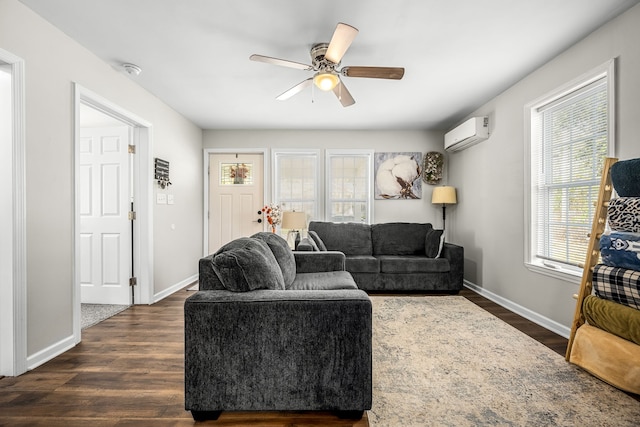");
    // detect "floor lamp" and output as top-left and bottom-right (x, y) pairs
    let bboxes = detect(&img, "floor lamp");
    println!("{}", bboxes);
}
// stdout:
(281, 211), (307, 249)
(431, 186), (457, 231)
